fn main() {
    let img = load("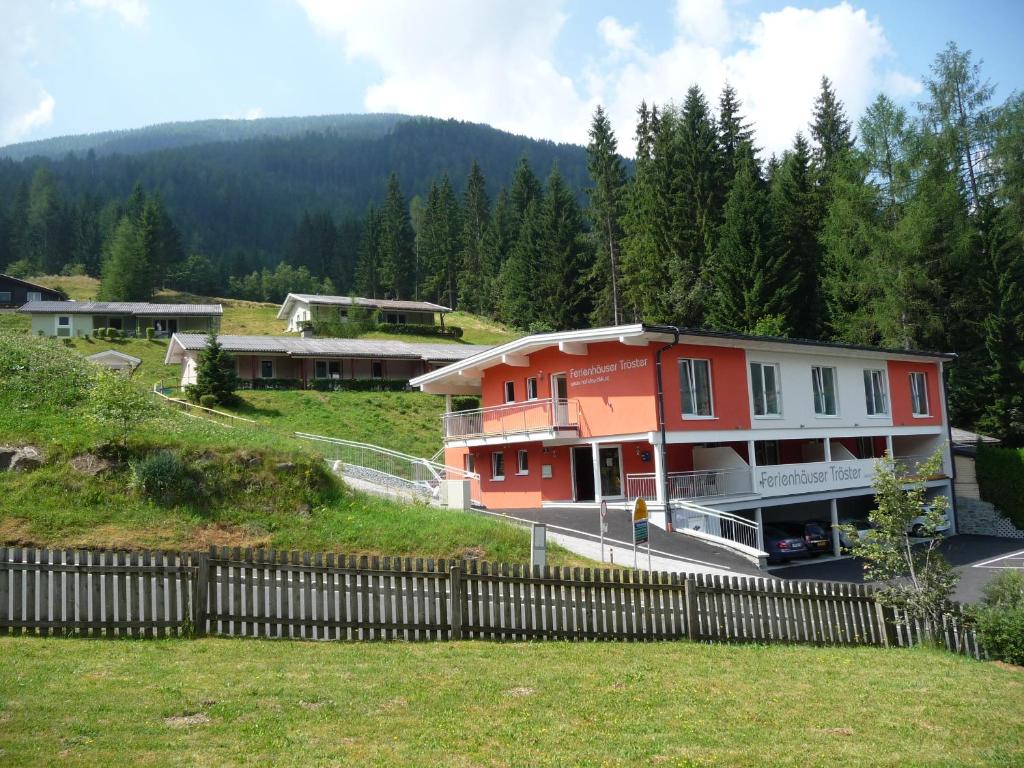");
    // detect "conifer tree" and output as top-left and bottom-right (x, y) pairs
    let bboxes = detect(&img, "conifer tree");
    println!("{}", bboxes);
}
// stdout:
(355, 204), (383, 298)
(538, 166), (593, 330)
(458, 162), (492, 314)
(498, 198), (542, 328)
(508, 156), (543, 232)
(377, 173), (416, 299)
(191, 333), (240, 406)
(585, 105), (627, 325)
(709, 147), (796, 333)
(418, 175), (463, 306)
(718, 83), (754, 190)
(98, 216), (153, 301)
(810, 76), (856, 183)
